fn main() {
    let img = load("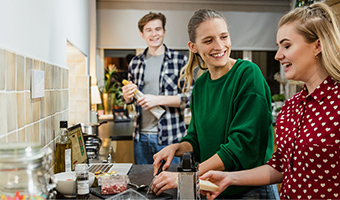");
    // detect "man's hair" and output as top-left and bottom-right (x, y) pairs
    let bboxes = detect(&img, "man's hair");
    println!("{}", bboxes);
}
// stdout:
(138, 12), (166, 33)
